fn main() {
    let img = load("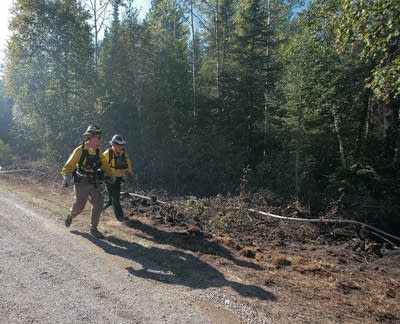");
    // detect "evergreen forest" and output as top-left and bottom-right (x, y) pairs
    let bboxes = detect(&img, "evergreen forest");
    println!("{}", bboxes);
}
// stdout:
(0, 0), (399, 215)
